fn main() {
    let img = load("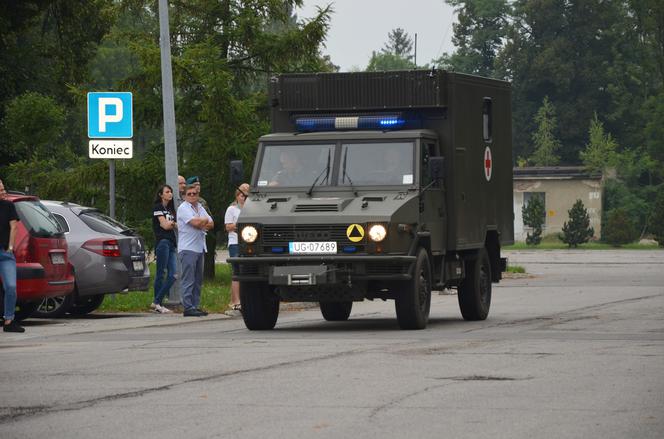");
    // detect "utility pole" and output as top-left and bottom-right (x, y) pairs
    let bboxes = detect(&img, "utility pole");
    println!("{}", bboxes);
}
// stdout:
(158, 0), (181, 304)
